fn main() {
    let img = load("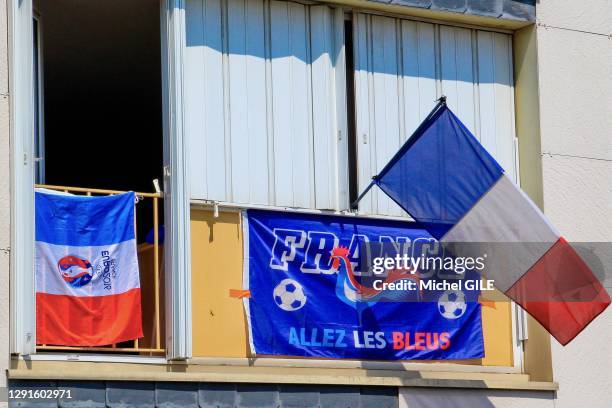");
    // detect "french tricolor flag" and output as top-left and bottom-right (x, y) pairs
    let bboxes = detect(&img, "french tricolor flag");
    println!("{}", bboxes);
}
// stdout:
(35, 190), (143, 346)
(362, 99), (610, 345)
